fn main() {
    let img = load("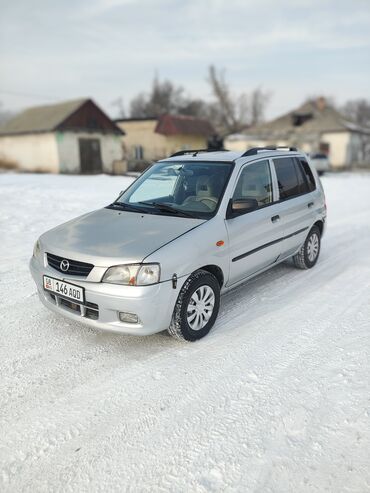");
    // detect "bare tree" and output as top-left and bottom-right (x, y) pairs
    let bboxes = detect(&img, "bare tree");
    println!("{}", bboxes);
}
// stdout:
(130, 93), (149, 118)
(249, 87), (270, 126)
(128, 69), (272, 135)
(207, 66), (239, 132)
(178, 99), (210, 119)
(111, 98), (126, 119)
(130, 77), (186, 118)
(207, 66), (270, 134)
(342, 99), (370, 163)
